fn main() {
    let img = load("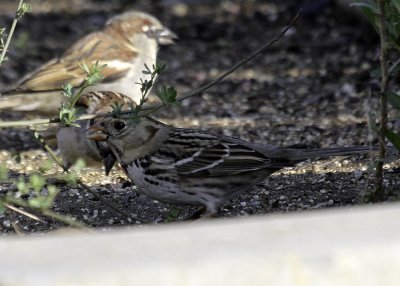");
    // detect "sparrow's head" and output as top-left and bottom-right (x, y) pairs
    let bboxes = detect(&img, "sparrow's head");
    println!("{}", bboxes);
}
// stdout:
(78, 91), (136, 115)
(105, 11), (177, 46)
(86, 116), (165, 159)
